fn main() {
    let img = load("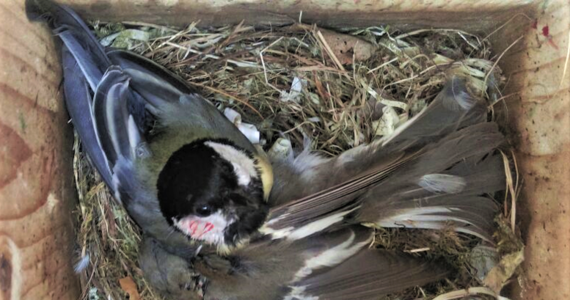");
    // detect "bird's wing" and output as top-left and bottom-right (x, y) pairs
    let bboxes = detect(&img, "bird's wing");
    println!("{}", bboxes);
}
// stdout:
(380, 74), (487, 147)
(287, 248), (449, 300)
(268, 76), (486, 204)
(198, 226), (378, 300)
(61, 48), (113, 187)
(90, 66), (150, 204)
(362, 122), (504, 242)
(26, 0), (110, 90)
(25, 0), (169, 232)
(200, 226), (447, 300)
(263, 76), (503, 242)
(27, 0), (114, 186)
(27, 0), (146, 198)
(107, 49), (196, 94)
(261, 150), (414, 240)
